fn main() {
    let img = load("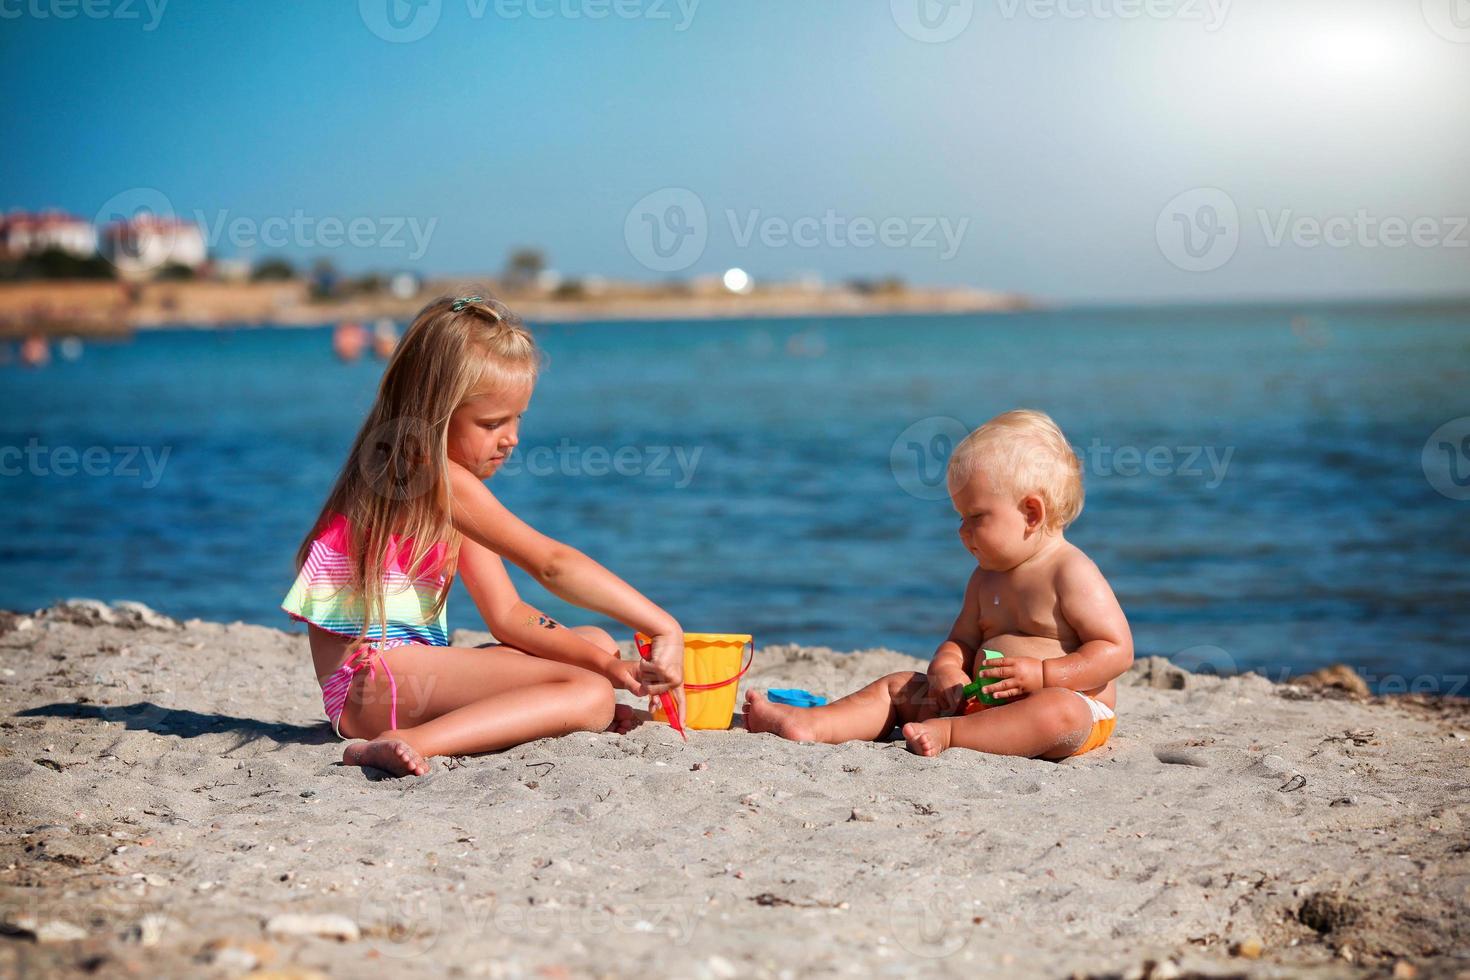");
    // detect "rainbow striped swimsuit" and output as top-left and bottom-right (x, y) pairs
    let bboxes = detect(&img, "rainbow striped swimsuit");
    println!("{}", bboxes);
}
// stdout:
(282, 513), (450, 737)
